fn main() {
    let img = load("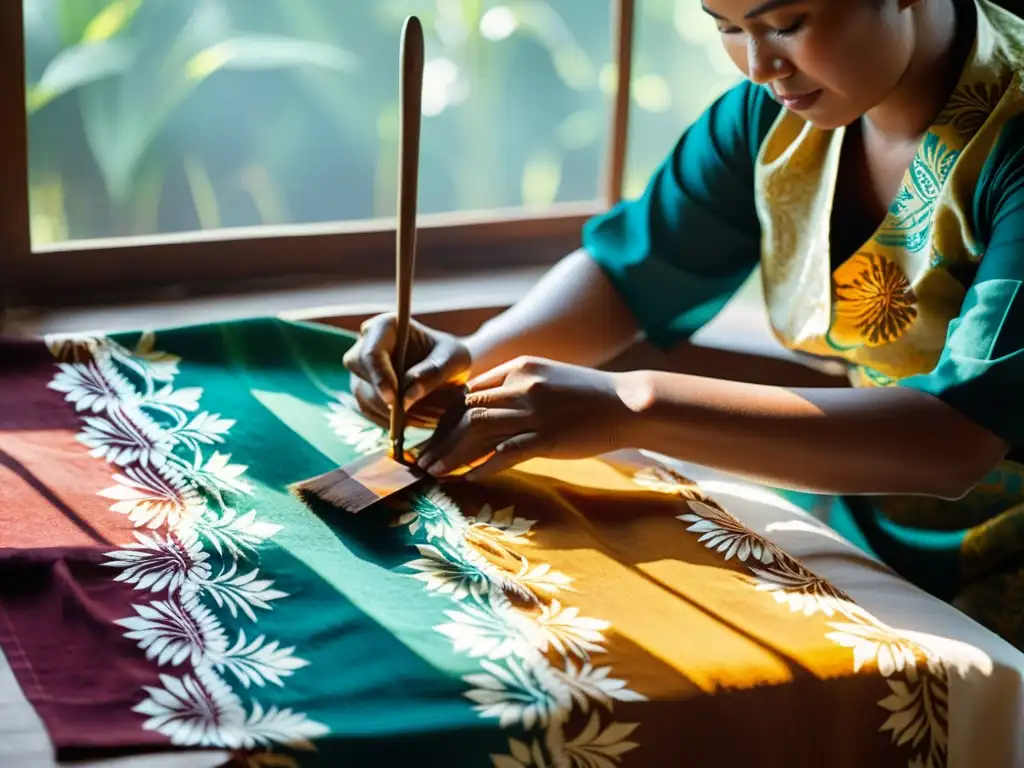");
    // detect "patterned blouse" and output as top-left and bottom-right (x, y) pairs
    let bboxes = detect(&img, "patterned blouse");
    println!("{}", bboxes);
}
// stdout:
(583, 0), (1024, 647)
